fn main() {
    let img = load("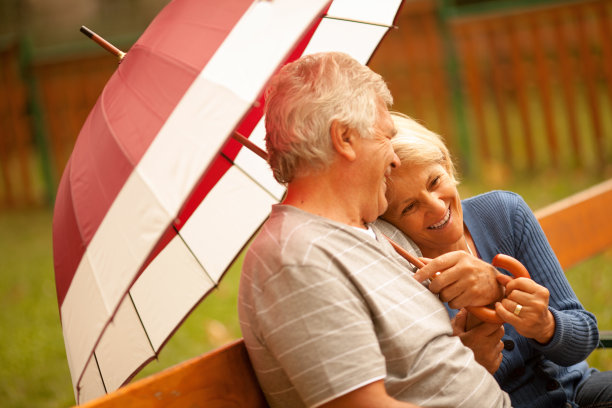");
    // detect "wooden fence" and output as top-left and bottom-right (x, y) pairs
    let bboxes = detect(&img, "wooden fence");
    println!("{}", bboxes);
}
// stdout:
(0, 43), (36, 208)
(35, 53), (118, 188)
(370, 0), (612, 174)
(1, 0), (611, 210)
(451, 0), (612, 172)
